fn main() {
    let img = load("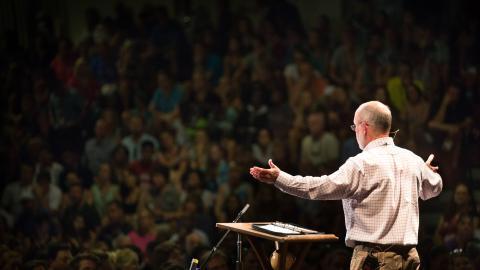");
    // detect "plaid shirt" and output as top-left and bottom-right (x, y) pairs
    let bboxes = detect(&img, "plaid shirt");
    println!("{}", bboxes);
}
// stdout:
(275, 137), (442, 247)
